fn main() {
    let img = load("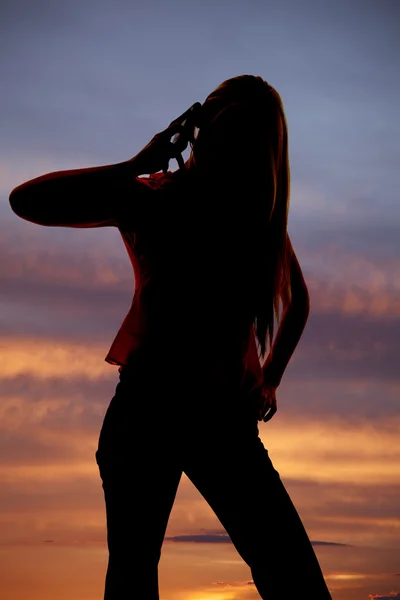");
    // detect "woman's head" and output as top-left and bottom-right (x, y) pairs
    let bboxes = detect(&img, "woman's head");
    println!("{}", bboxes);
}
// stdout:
(188, 74), (292, 358)
(192, 77), (286, 175)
